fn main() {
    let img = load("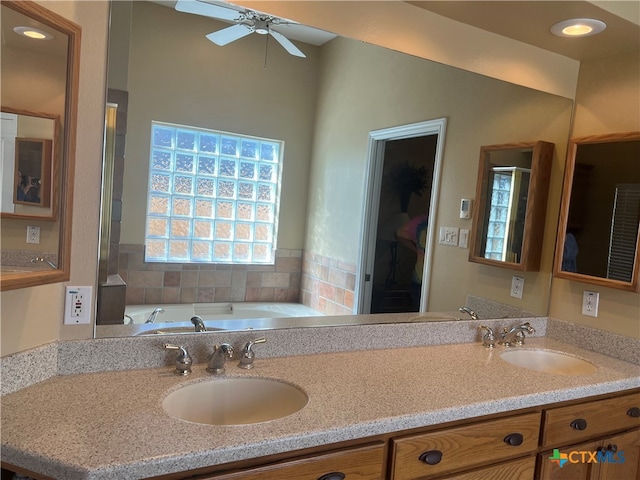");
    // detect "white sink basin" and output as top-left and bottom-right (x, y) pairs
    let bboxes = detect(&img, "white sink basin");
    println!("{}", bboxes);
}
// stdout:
(500, 349), (597, 376)
(136, 326), (226, 335)
(162, 378), (308, 425)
